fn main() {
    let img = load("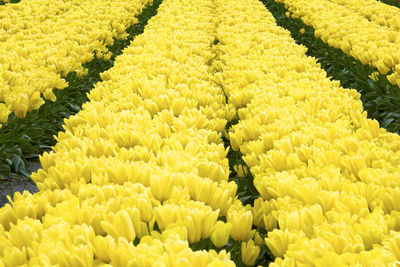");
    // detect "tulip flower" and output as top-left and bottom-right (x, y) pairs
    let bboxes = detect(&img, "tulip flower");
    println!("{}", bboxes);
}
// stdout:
(0, 103), (11, 123)
(229, 130), (243, 151)
(227, 209), (253, 242)
(101, 210), (136, 242)
(210, 221), (232, 248)
(241, 240), (260, 266)
(138, 197), (154, 223)
(254, 232), (265, 247)
(93, 235), (116, 263)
